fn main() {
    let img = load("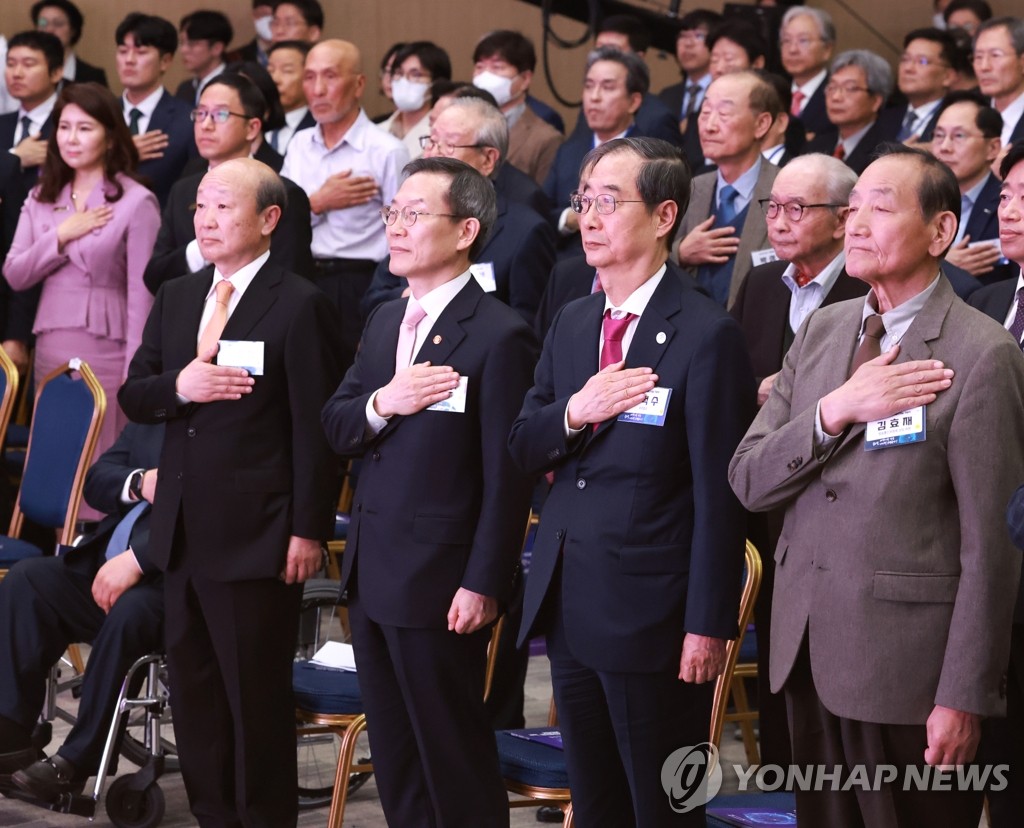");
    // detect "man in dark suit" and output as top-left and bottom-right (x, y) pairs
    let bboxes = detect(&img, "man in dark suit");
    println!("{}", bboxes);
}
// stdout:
(322, 157), (536, 827)
(0, 30), (62, 193)
(544, 46), (648, 259)
(974, 17), (1024, 149)
(118, 158), (346, 827)
(780, 6), (835, 141)
(970, 143), (1024, 828)
(0, 423), (163, 798)
(173, 11), (232, 106)
(510, 137), (755, 827)
(878, 28), (957, 145)
(114, 14), (196, 208)
(143, 74), (312, 295)
(933, 92), (1015, 284)
(730, 145), (1024, 828)
(804, 50), (899, 175)
(226, 3), (273, 67)
(31, 0), (108, 87)
(361, 97), (555, 325)
(265, 40), (314, 155)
